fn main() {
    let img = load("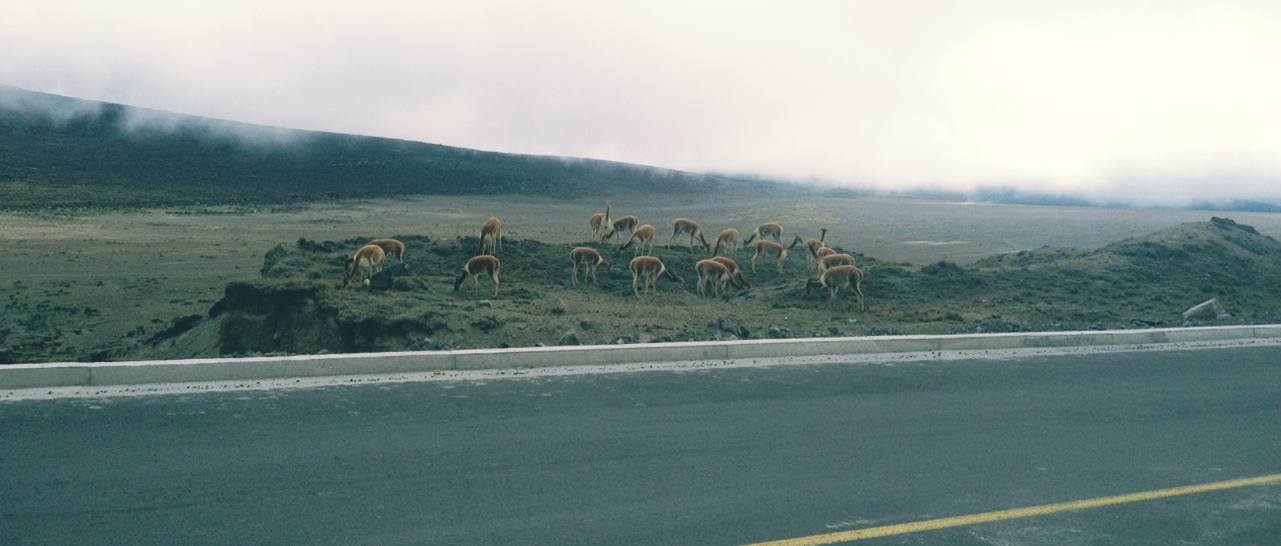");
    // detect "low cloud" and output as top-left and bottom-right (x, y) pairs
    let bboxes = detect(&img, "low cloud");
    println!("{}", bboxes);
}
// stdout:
(3, 1), (1279, 207)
